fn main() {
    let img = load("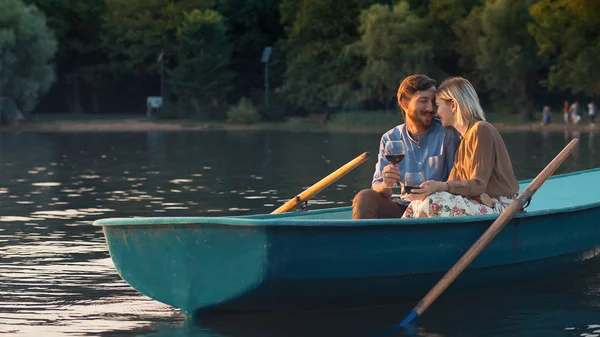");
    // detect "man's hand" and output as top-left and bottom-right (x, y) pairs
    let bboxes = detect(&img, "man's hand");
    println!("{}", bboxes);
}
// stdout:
(381, 164), (401, 188)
